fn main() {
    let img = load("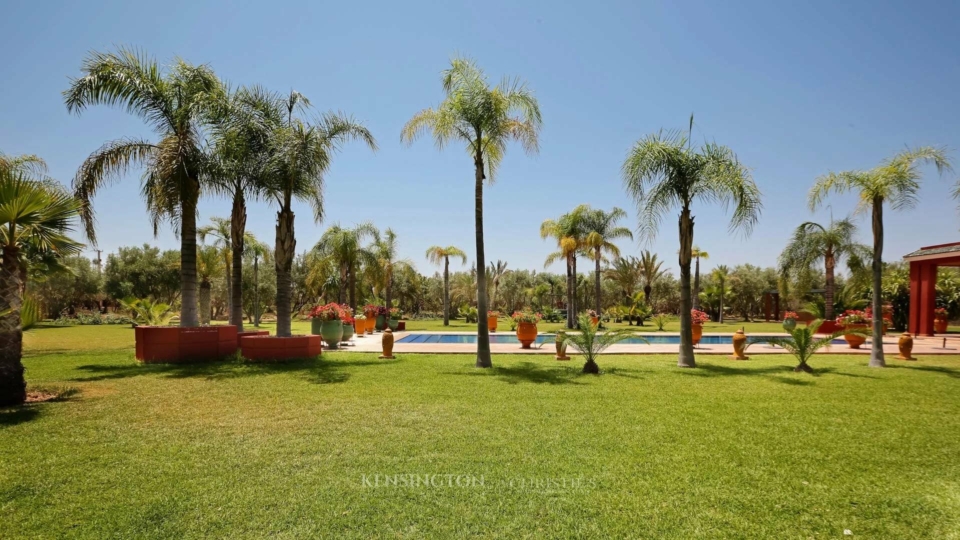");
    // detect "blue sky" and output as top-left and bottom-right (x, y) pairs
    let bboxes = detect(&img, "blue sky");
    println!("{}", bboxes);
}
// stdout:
(2, 0), (958, 277)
